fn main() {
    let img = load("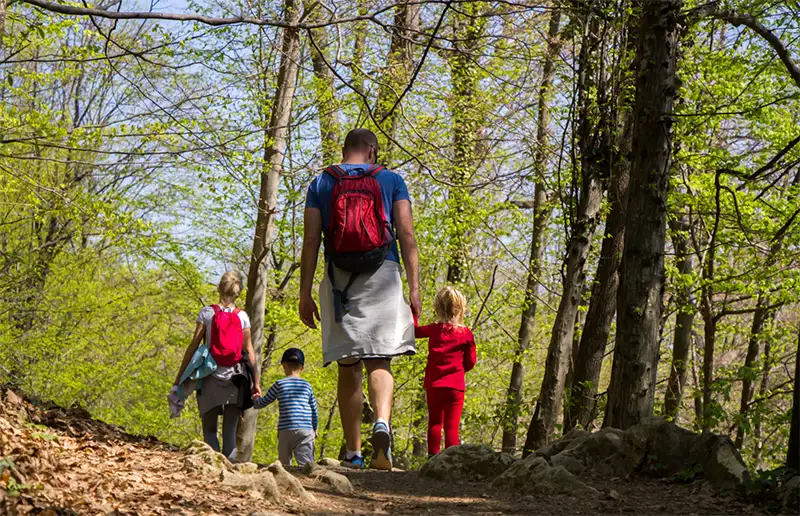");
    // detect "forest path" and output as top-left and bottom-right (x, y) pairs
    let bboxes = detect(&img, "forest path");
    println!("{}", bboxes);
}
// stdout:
(0, 388), (767, 515)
